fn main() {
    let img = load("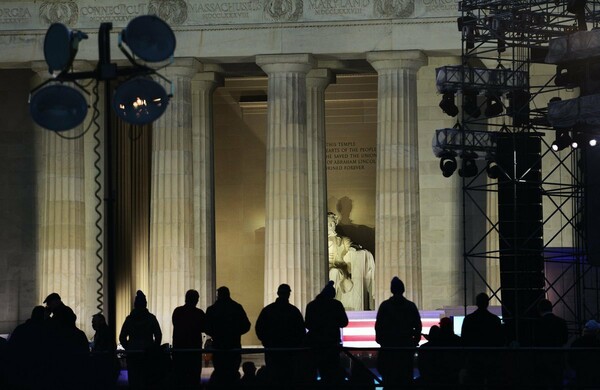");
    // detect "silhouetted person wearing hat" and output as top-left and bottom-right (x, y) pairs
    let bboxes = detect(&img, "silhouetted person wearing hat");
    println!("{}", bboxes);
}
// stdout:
(43, 292), (73, 331)
(375, 276), (421, 389)
(205, 286), (251, 387)
(255, 283), (305, 387)
(119, 290), (162, 390)
(569, 320), (600, 389)
(91, 313), (118, 389)
(305, 280), (349, 385)
(172, 289), (206, 389)
(461, 292), (504, 387)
